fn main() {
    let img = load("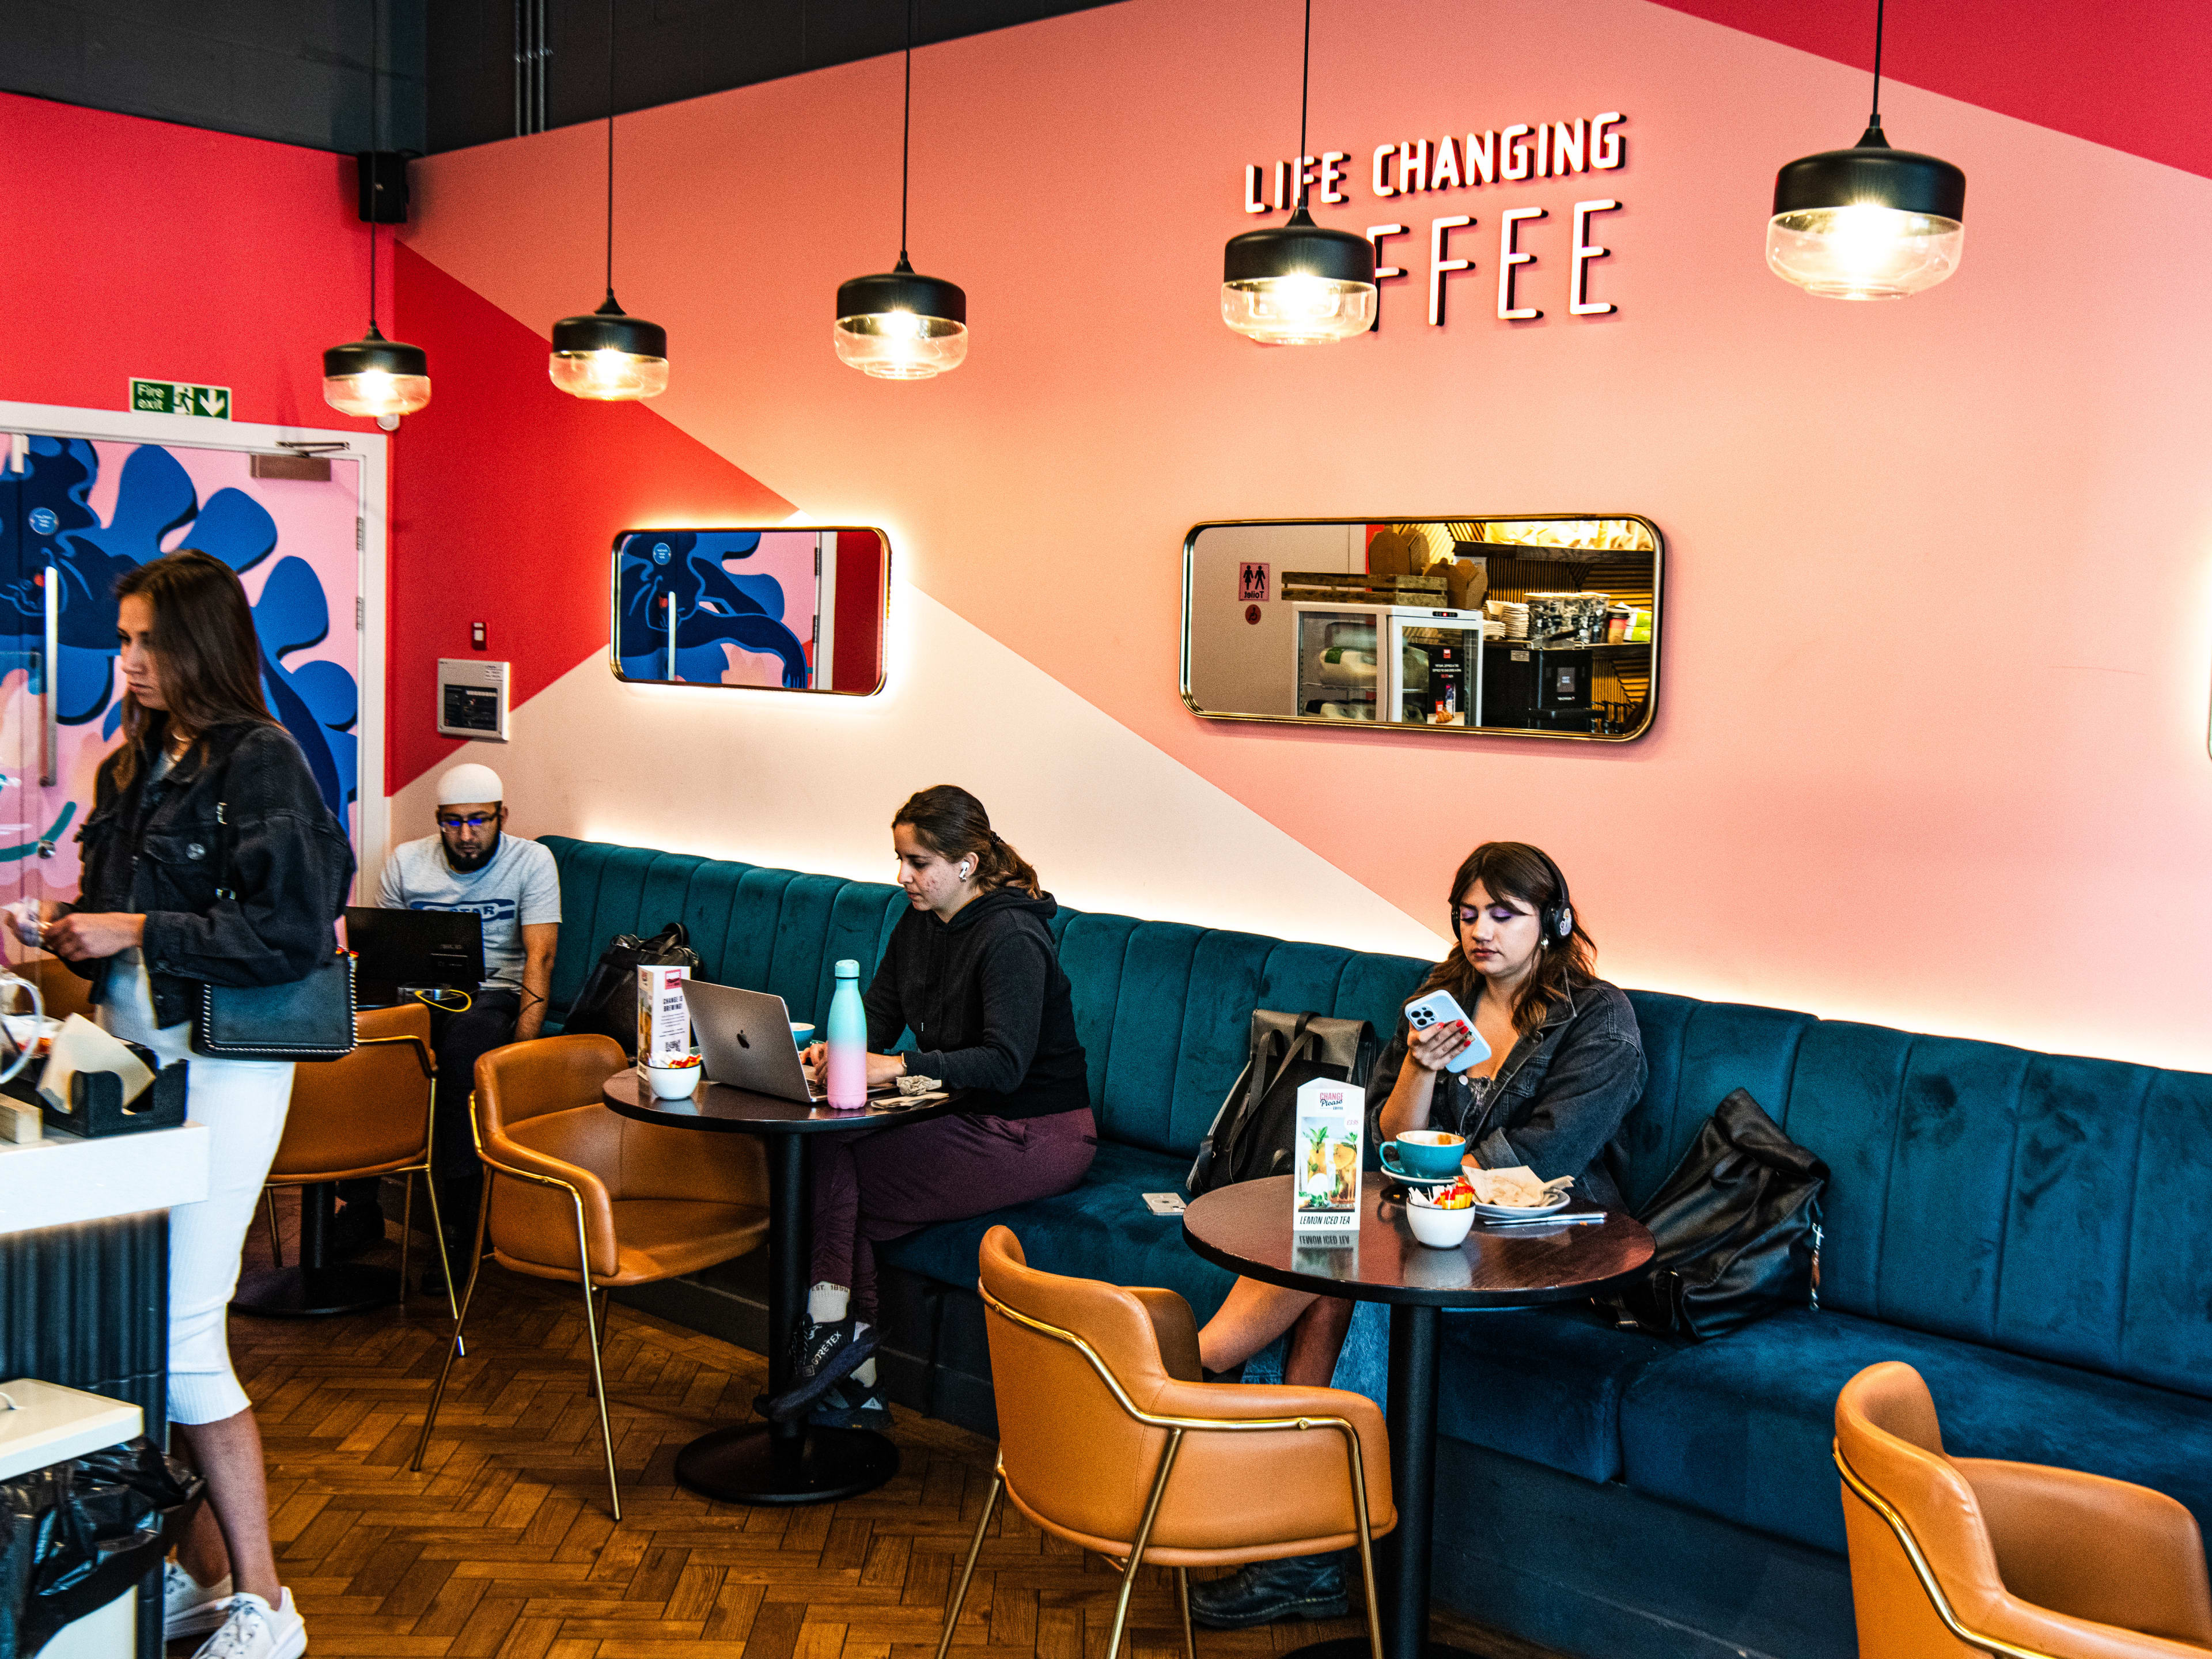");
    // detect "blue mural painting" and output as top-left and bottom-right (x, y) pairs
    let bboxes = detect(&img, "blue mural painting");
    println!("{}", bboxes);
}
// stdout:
(615, 530), (812, 688)
(0, 438), (359, 834)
